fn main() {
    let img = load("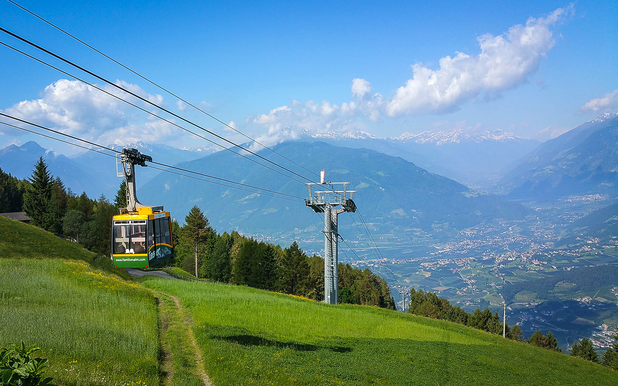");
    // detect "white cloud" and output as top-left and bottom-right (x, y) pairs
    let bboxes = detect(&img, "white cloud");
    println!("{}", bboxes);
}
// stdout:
(251, 7), (571, 145)
(177, 100), (187, 111)
(249, 90), (384, 149)
(223, 121), (236, 131)
(0, 79), (181, 147)
(580, 88), (618, 113)
(2, 79), (127, 139)
(351, 78), (372, 99)
(386, 6), (572, 116)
